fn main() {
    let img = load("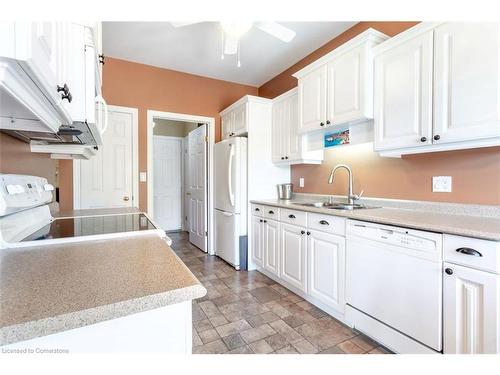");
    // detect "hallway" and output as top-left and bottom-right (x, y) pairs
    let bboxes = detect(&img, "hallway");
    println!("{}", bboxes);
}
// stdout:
(169, 232), (390, 354)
